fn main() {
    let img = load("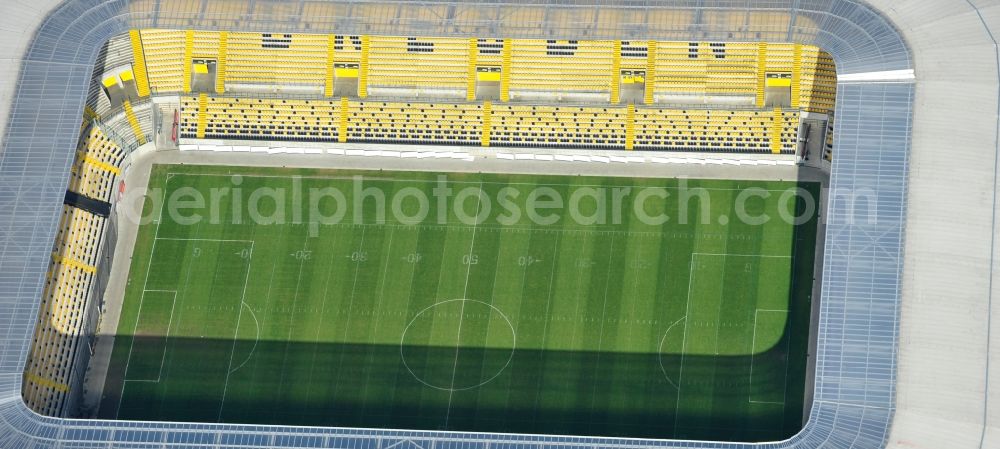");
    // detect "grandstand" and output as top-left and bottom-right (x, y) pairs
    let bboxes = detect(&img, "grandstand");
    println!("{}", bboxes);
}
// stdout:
(137, 29), (833, 155)
(18, 26), (835, 431)
(5, 0), (979, 448)
(18, 27), (835, 420)
(22, 124), (122, 417)
(134, 28), (841, 108)
(132, 29), (837, 116)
